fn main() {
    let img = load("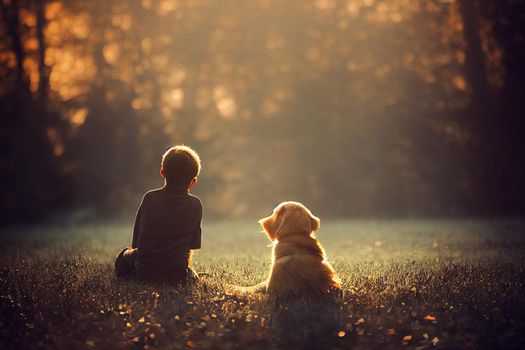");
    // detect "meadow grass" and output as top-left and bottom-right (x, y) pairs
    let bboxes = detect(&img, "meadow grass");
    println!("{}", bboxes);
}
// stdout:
(0, 219), (524, 349)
